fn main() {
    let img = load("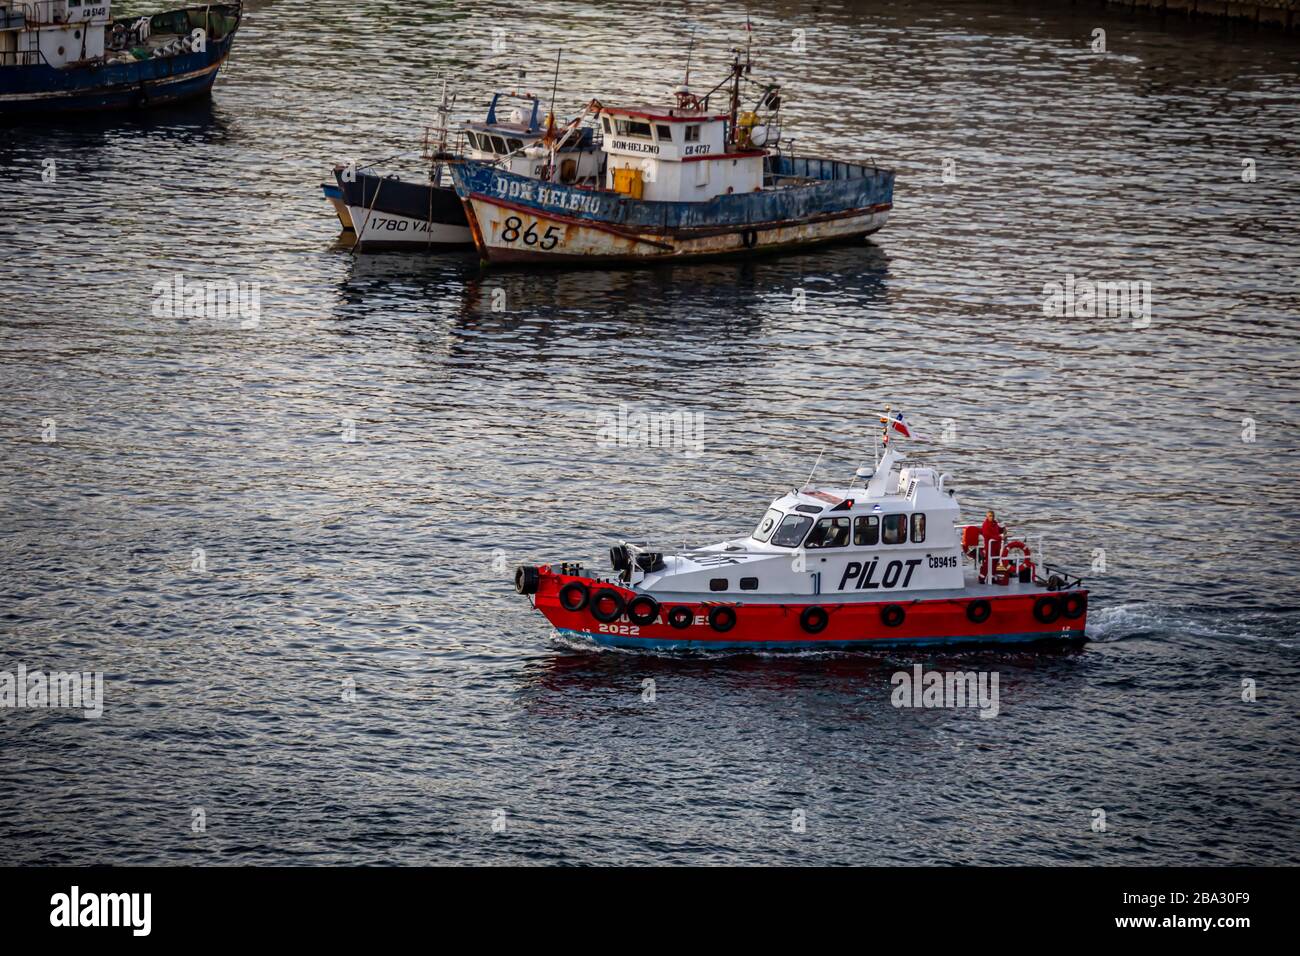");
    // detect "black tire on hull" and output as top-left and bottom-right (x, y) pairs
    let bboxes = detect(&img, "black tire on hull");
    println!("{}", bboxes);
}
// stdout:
(627, 595), (660, 625)
(558, 581), (590, 612)
(1062, 593), (1087, 620)
(1033, 595), (1062, 623)
(708, 606), (737, 633)
(966, 599), (991, 624)
(590, 588), (626, 624)
(880, 604), (905, 628)
(667, 606), (694, 630)
(515, 566), (539, 594)
(800, 606), (829, 634)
